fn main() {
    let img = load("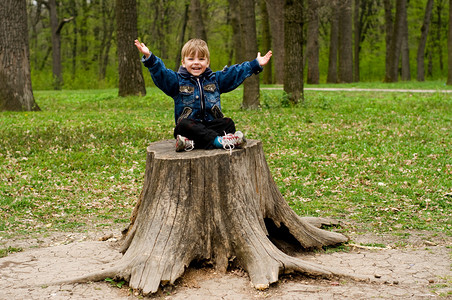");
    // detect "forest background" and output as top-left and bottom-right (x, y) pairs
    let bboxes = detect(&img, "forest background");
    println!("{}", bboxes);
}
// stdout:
(27, 0), (451, 91)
